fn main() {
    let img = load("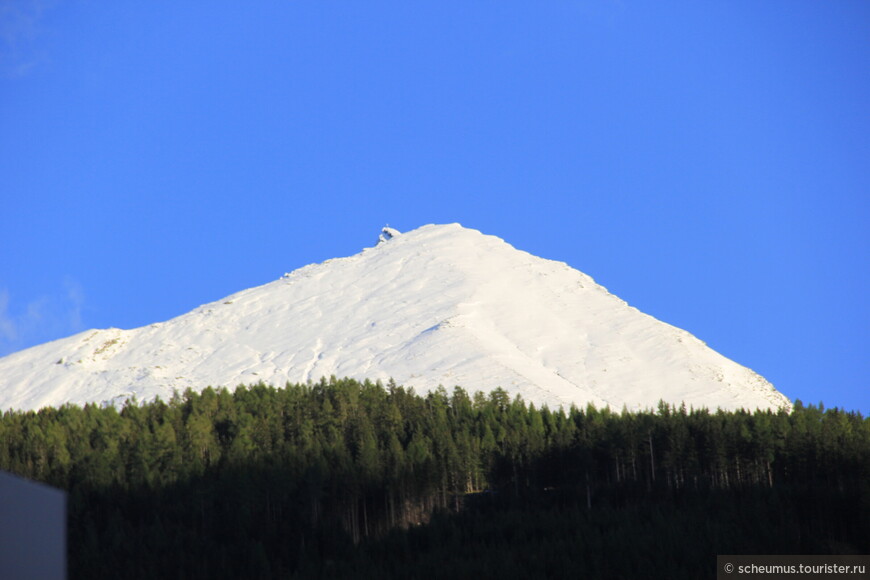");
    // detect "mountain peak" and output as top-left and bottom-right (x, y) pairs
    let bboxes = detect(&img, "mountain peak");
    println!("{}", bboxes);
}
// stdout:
(0, 224), (791, 413)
